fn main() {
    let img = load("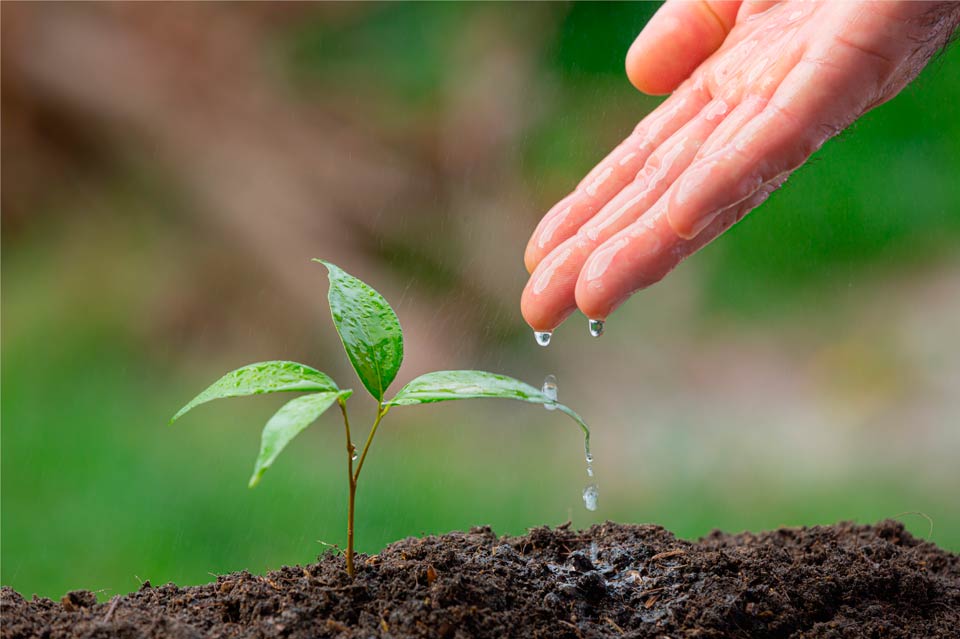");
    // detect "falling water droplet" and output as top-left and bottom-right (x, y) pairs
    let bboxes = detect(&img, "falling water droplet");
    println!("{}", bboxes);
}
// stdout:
(534, 331), (552, 347)
(580, 429), (595, 508)
(542, 374), (558, 410)
(582, 484), (599, 511)
(588, 319), (605, 337)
